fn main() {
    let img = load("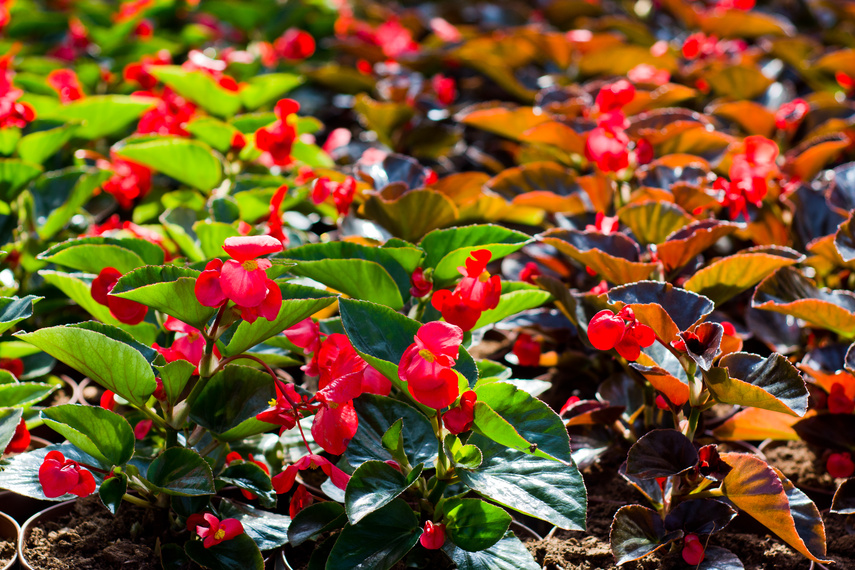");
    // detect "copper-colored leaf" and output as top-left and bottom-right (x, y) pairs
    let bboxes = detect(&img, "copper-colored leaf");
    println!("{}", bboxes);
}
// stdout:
(579, 45), (679, 77)
(657, 220), (741, 272)
(362, 189), (458, 243)
(706, 64), (774, 101)
(541, 229), (658, 285)
(456, 103), (550, 141)
(631, 363), (690, 406)
(706, 100), (777, 138)
(784, 134), (849, 182)
(617, 201), (692, 245)
(353, 94), (415, 148)
(701, 10), (795, 38)
(520, 122), (586, 155)
(712, 408), (807, 441)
